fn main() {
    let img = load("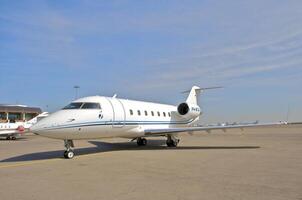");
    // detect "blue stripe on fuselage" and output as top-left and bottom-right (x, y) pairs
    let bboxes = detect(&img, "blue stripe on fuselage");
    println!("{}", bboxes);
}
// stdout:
(40, 119), (195, 131)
